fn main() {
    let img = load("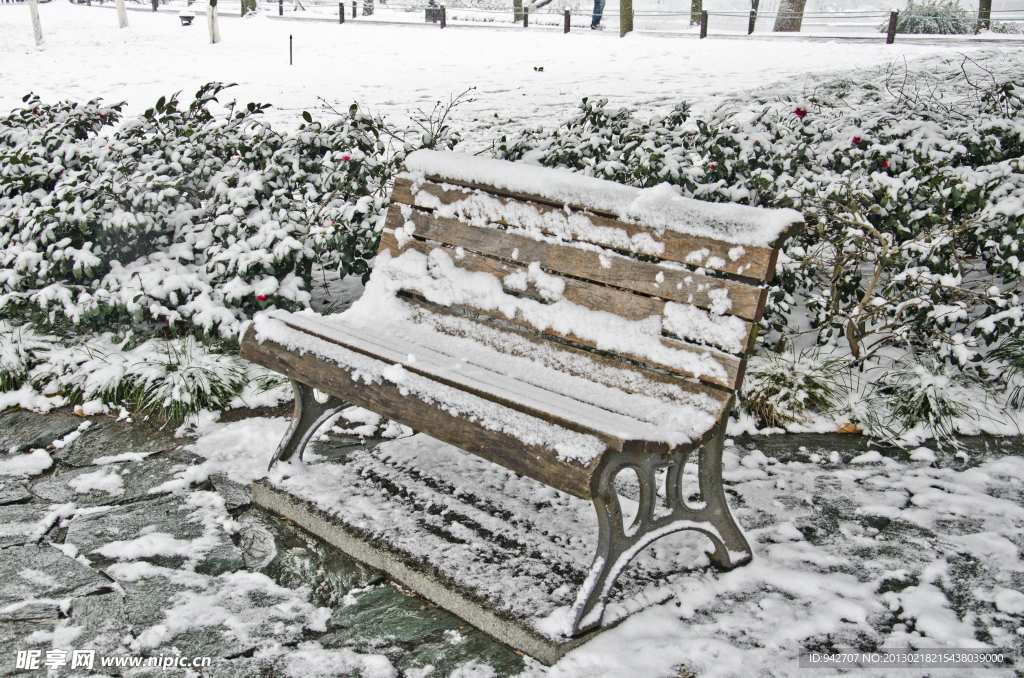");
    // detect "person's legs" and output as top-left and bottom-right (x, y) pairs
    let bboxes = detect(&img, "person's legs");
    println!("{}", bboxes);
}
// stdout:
(591, 0), (605, 27)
